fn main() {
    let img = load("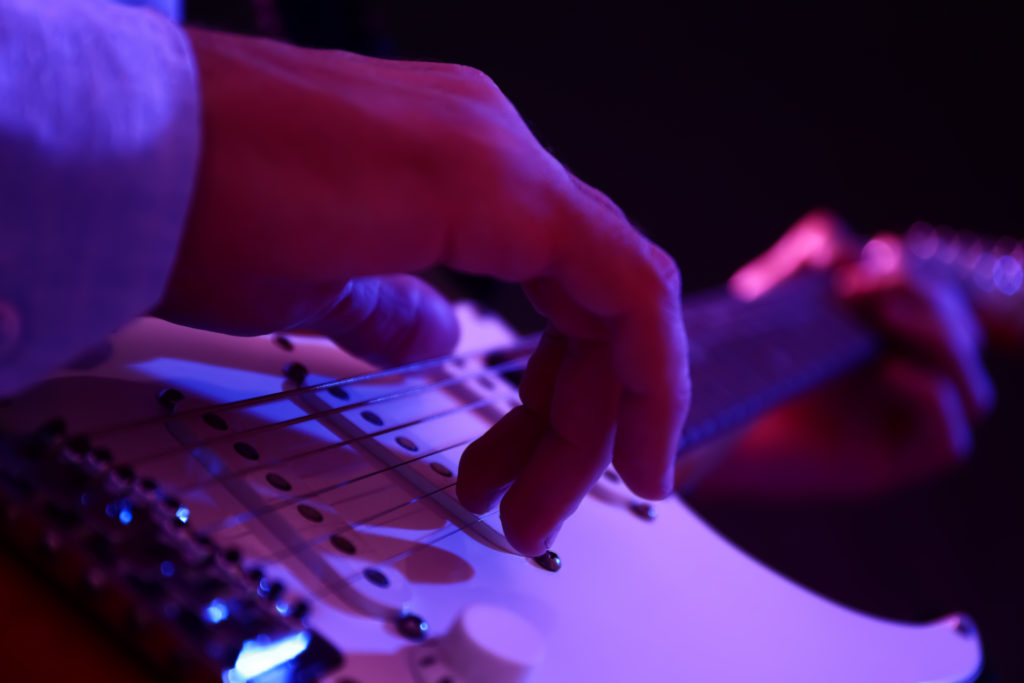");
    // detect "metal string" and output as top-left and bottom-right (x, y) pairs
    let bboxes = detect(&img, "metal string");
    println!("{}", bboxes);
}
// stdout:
(123, 353), (528, 469)
(87, 334), (539, 440)
(194, 421), (484, 534)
